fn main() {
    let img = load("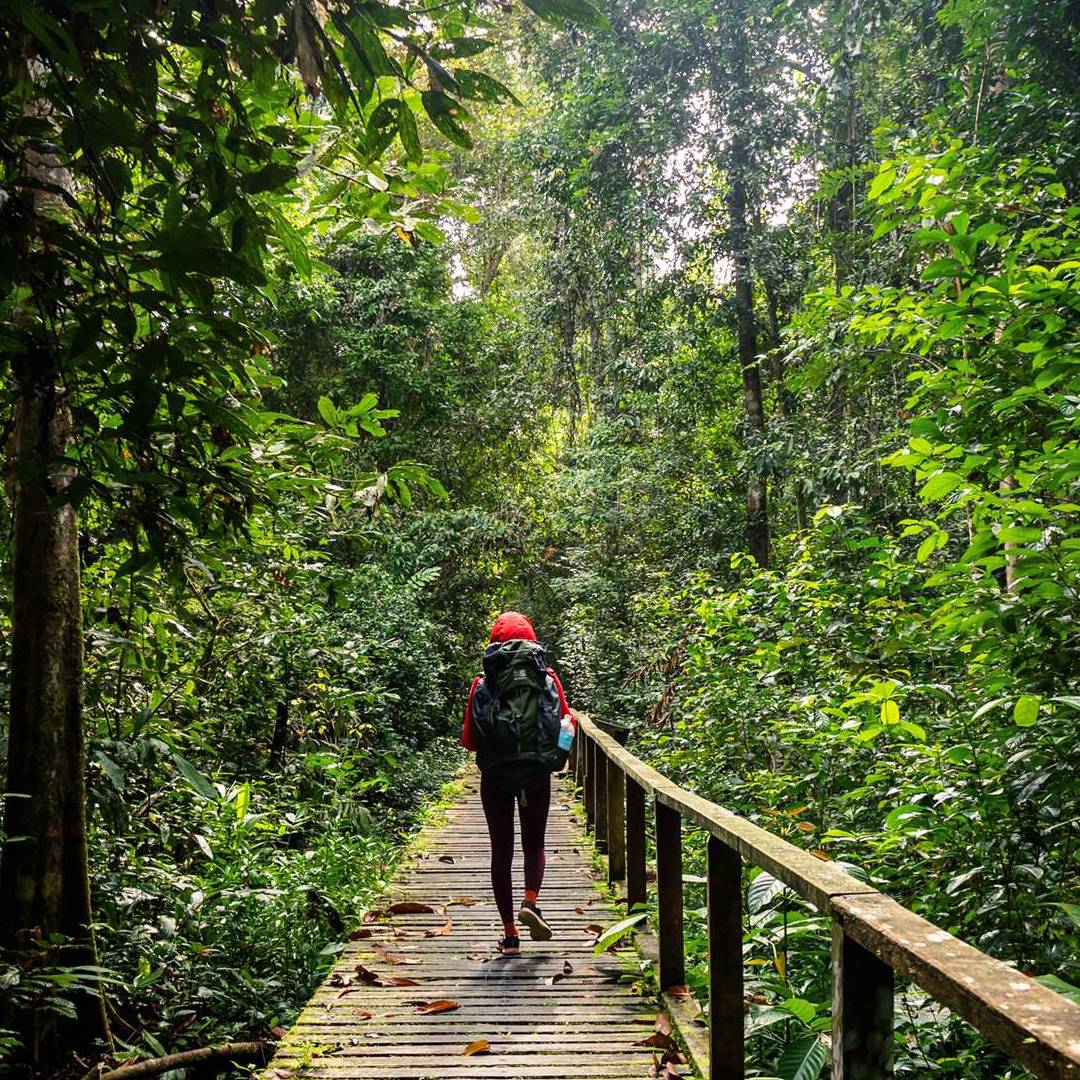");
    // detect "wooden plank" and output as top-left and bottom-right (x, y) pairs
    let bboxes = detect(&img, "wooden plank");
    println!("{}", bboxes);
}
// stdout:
(833, 893), (1080, 1080)
(708, 835), (743, 1080)
(606, 765), (626, 883)
(584, 736), (595, 826)
(832, 918), (893, 1080)
(266, 772), (675, 1080)
(654, 798), (684, 992)
(594, 749), (608, 853)
(625, 777), (647, 910)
